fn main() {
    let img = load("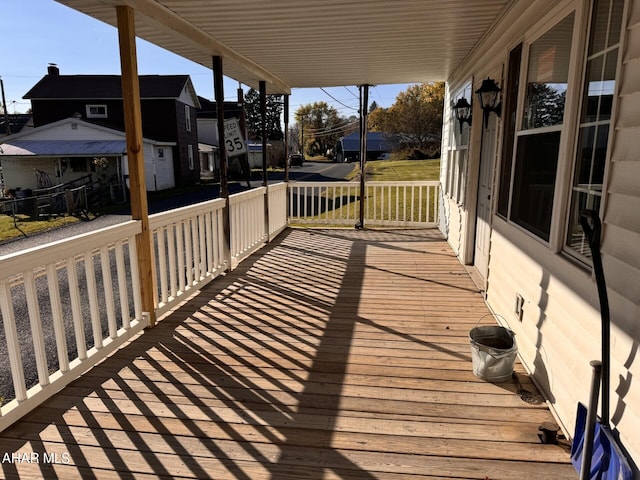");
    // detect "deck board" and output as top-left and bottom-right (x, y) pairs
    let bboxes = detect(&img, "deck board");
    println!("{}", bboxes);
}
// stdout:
(0, 228), (575, 479)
